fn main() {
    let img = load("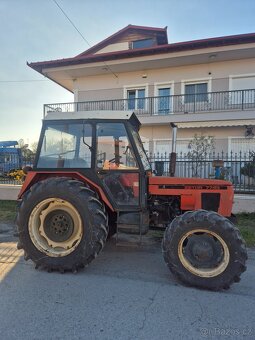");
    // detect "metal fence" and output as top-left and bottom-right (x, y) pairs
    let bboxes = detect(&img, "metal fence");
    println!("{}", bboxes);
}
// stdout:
(150, 151), (255, 194)
(0, 155), (35, 185)
(44, 89), (255, 117)
(1, 152), (254, 193)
